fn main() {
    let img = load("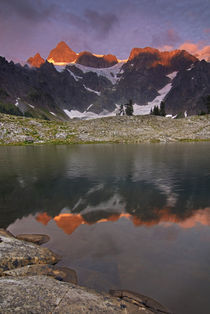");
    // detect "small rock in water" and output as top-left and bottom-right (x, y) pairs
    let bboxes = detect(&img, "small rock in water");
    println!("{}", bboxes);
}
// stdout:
(3, 264), (78, 284)
(16, 234), (50, 245)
